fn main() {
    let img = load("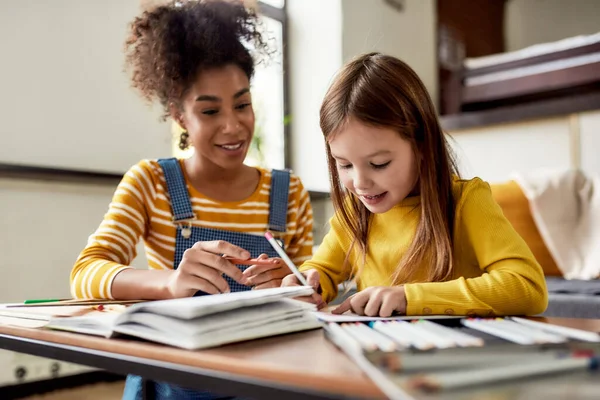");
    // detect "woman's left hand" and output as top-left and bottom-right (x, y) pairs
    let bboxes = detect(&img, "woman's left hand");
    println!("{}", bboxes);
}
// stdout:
(242, 254), (289, 290)
(331, 286), (407, 317)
